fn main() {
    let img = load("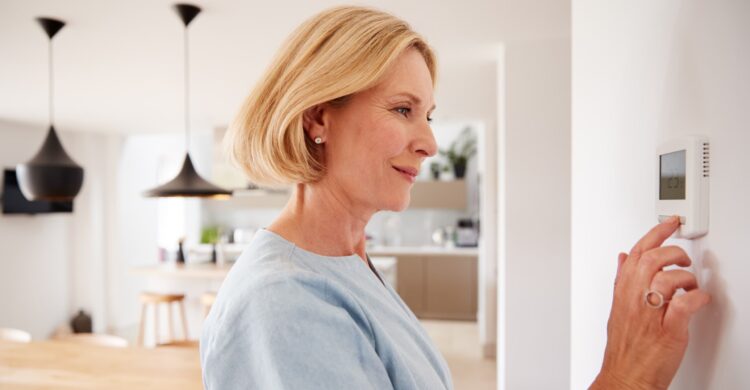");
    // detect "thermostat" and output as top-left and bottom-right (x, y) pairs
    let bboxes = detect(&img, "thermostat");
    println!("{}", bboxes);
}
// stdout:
(656, 136), (710, 239)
